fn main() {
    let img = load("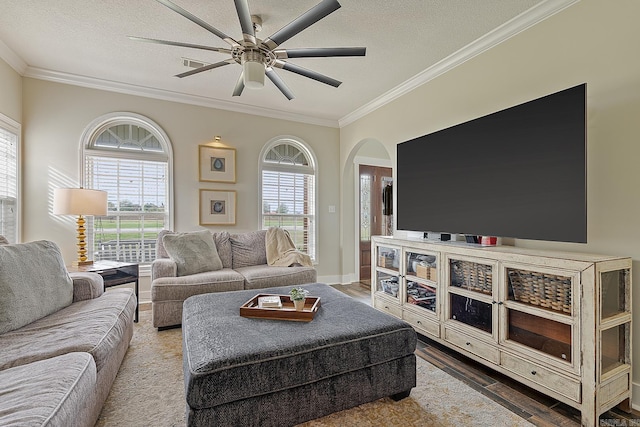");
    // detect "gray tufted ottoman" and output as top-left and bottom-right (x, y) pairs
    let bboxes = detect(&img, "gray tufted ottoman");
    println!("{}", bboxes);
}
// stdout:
(182, 283), (417, 427)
